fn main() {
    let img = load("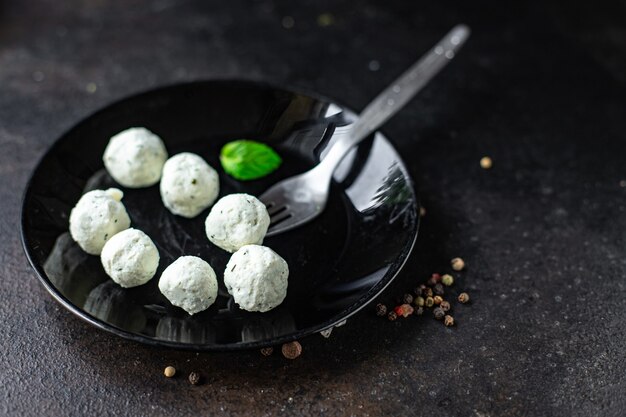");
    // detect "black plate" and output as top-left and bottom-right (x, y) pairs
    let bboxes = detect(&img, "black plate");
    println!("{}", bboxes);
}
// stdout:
(21, 80), (419, 350)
